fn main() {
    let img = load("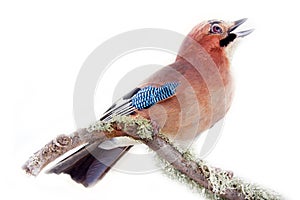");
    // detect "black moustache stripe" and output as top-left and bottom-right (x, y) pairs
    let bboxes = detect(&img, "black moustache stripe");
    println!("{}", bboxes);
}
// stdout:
(220, 33), (237, 47)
